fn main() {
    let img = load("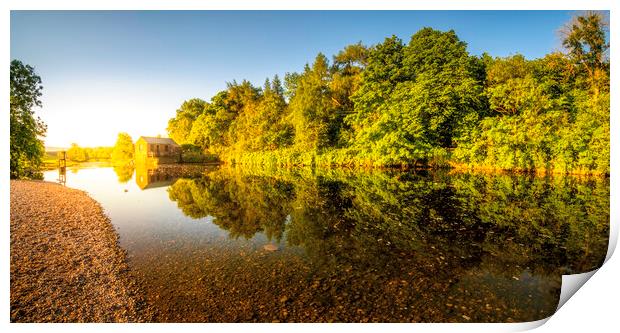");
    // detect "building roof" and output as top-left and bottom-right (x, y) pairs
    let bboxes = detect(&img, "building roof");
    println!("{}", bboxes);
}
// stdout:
(138, 136), (179, 146)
